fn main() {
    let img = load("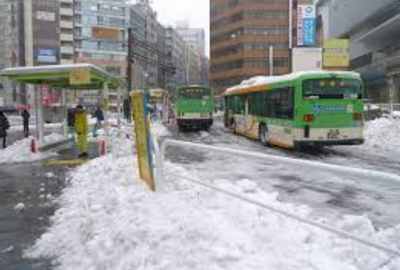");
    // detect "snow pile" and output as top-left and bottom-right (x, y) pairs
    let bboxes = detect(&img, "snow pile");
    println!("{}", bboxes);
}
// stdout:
(392, 111), (400, 118)
(364, 104), (380, 111)
(9, 122), (63, 132)
(363, 117), (400, 153)
(0, 134), (59, 164)
(25, 132), (400, 269)
(226, 71), (361, 93)
(151, 121), (170, 138)
(14, 203), (25, 212)
(43, 133), (66, 145)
